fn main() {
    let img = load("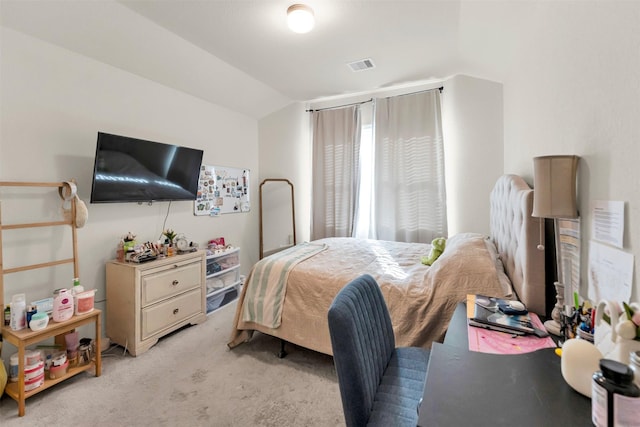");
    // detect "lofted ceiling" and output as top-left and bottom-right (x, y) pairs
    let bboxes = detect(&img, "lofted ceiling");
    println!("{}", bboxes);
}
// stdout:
(119, 0), (463, 100)
(0, 0), (510, 118)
